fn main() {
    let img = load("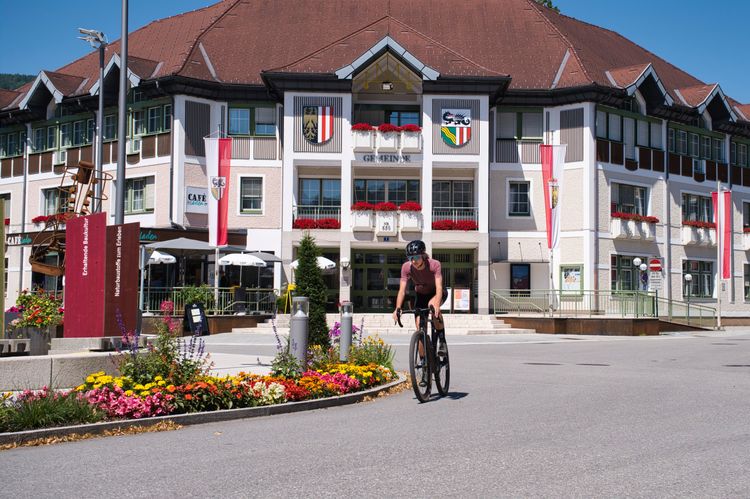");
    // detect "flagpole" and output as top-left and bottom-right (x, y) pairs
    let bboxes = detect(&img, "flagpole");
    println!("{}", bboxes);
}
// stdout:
(716, 178), (722, 329)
